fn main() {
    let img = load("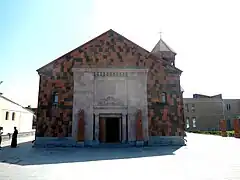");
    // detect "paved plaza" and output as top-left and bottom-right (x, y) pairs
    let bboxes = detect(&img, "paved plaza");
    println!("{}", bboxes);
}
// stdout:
(0, 133), (240, 180)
